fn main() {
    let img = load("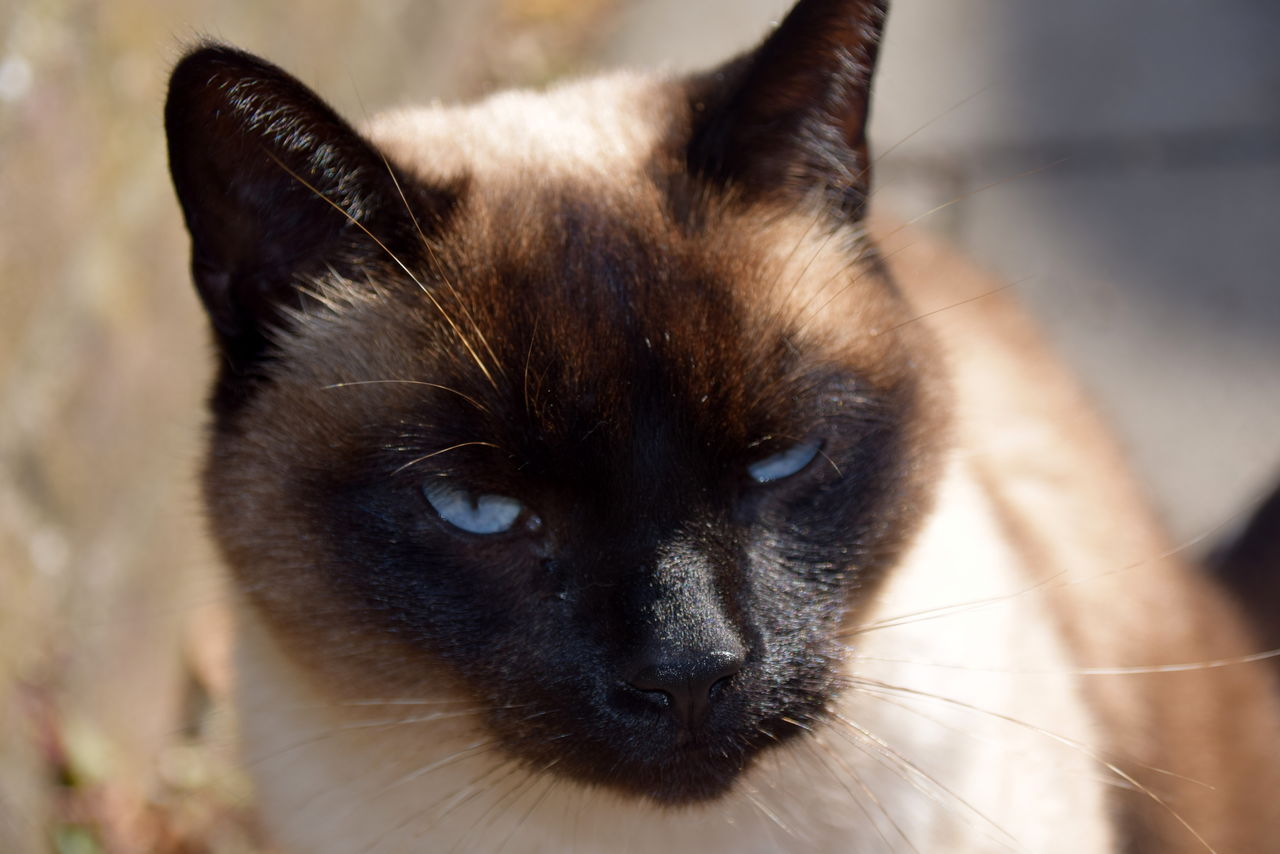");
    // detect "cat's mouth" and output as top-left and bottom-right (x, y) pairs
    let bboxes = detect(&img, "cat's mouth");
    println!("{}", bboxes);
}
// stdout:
(489, 679), (815, 806)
